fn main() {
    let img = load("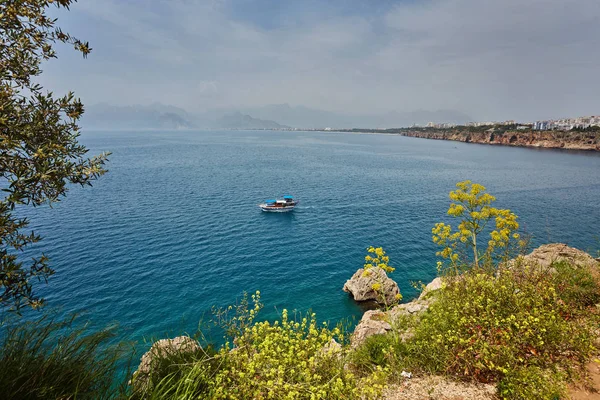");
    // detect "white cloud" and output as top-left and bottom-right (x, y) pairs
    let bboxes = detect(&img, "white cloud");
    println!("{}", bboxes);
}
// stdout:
(40, 0), (600, 121)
